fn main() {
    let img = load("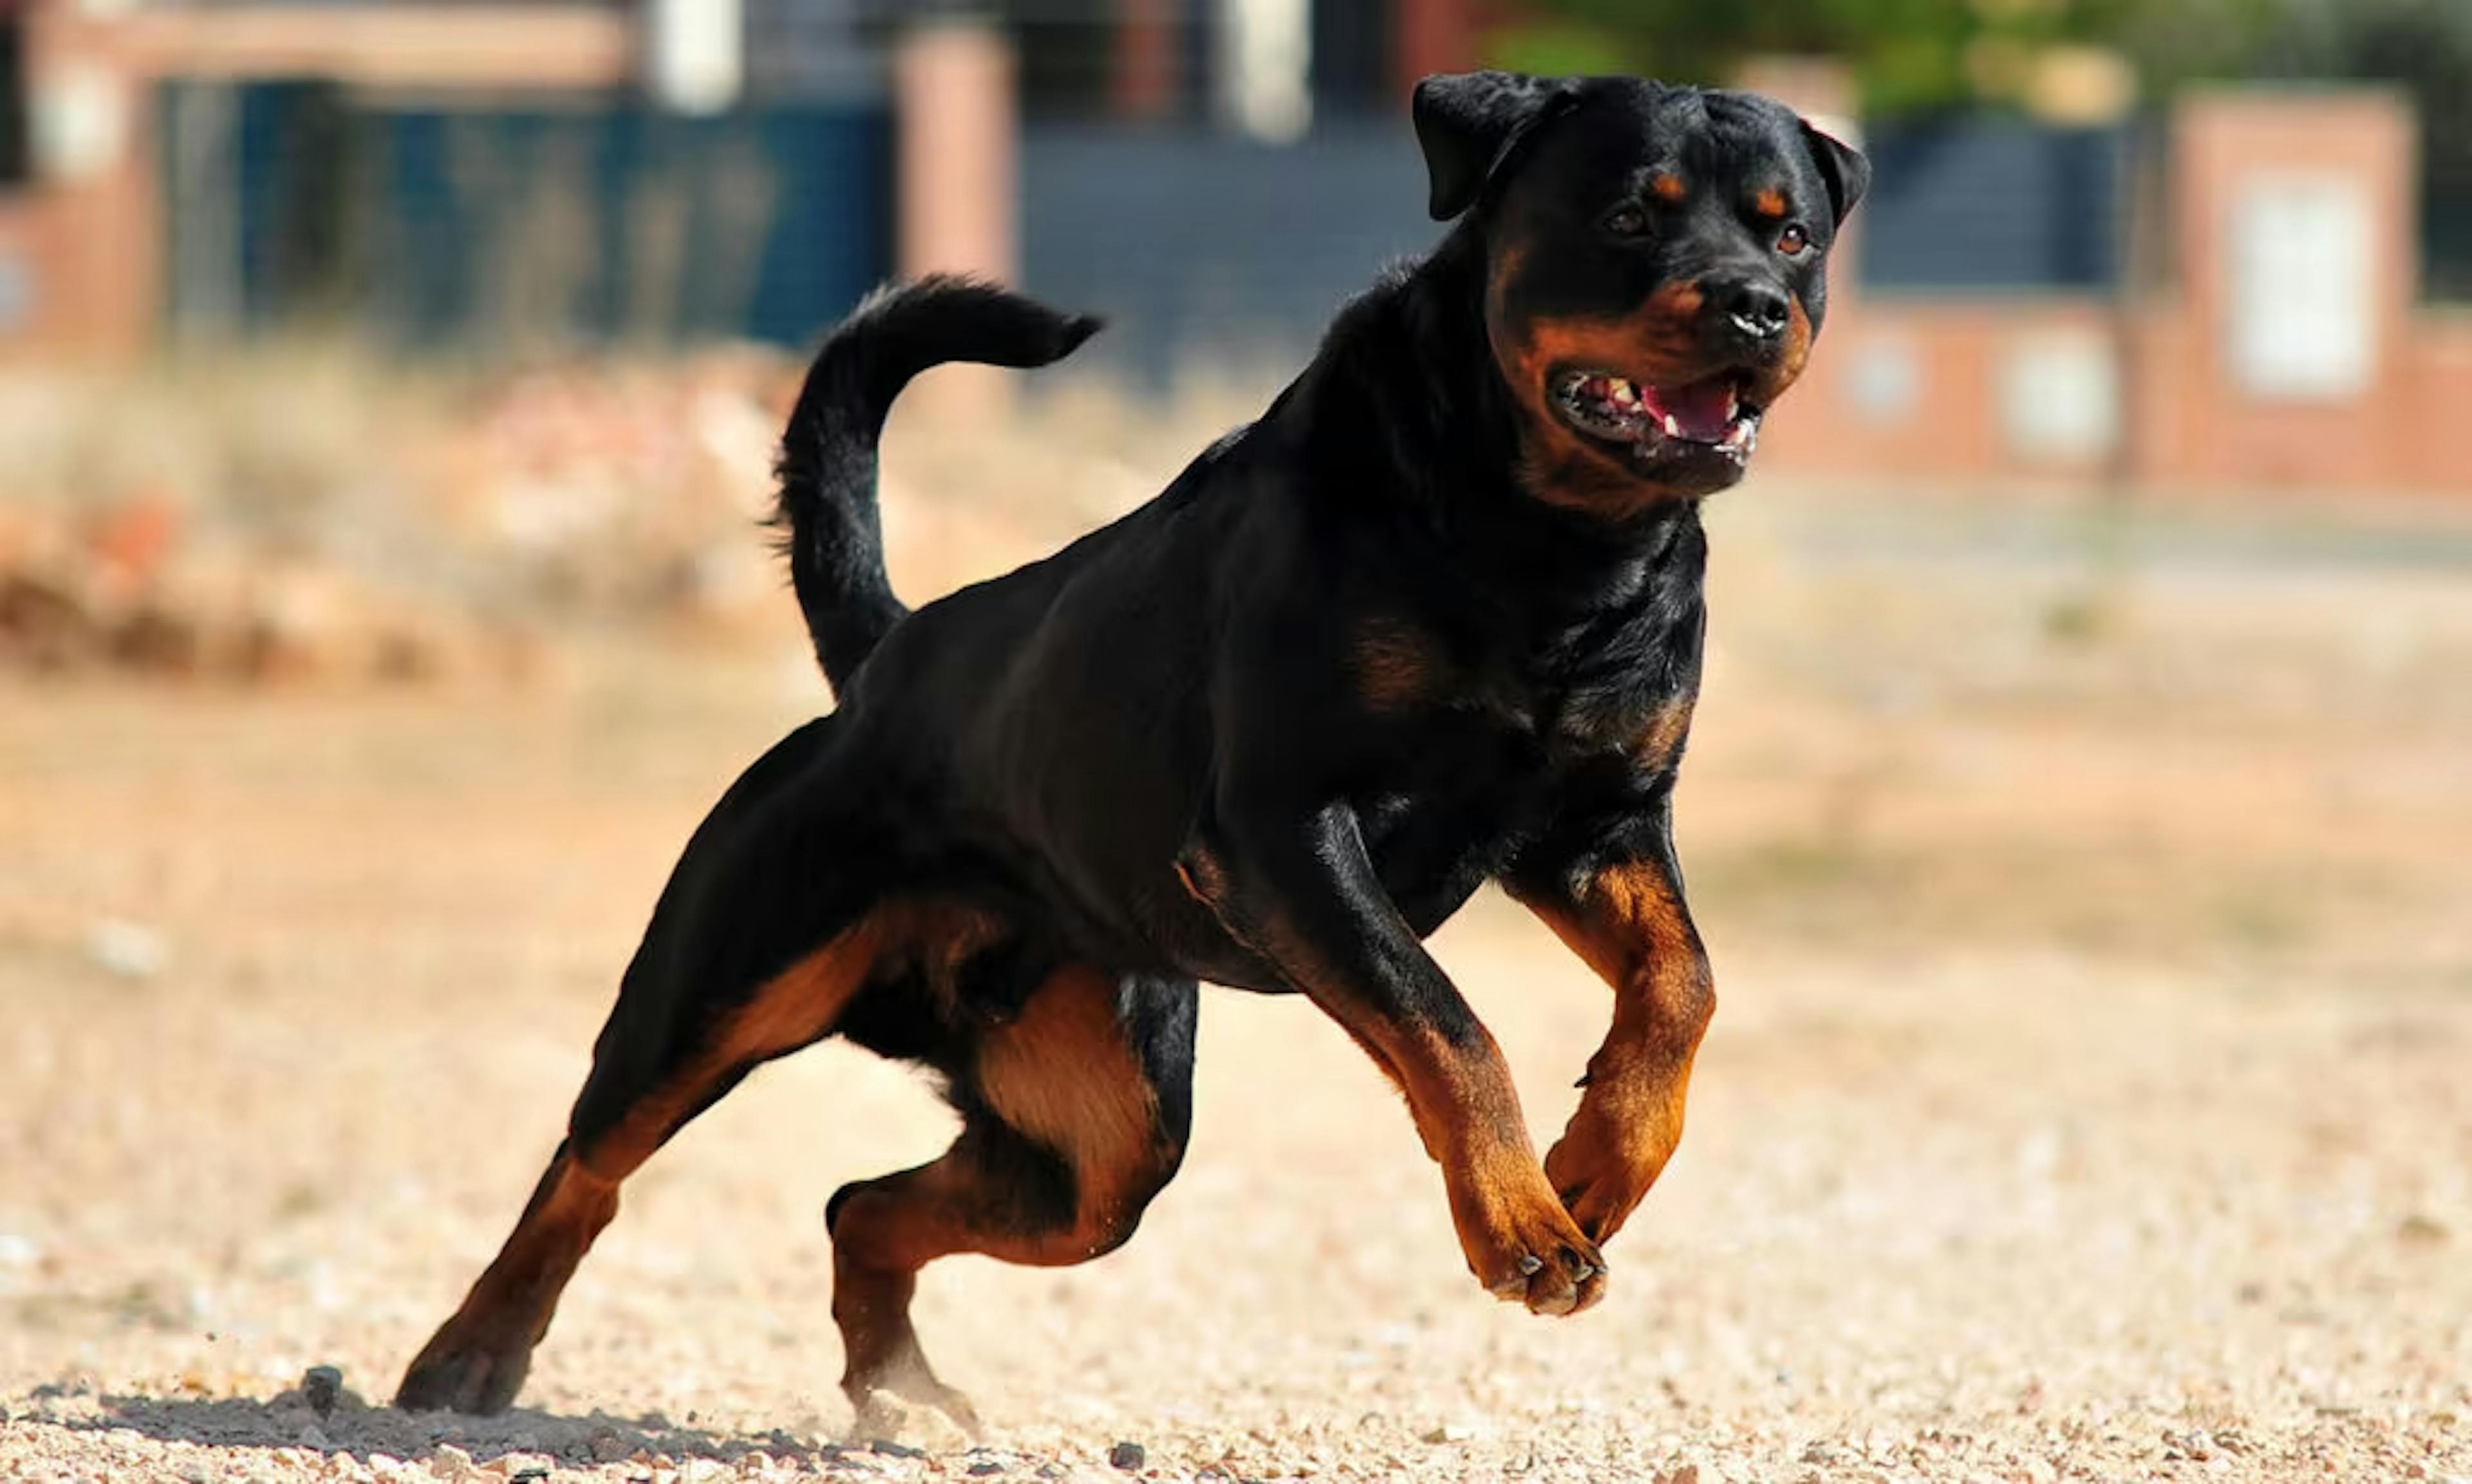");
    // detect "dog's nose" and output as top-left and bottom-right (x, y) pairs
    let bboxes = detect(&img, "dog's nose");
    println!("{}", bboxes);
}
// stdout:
(1712, 279), (1791, 346)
